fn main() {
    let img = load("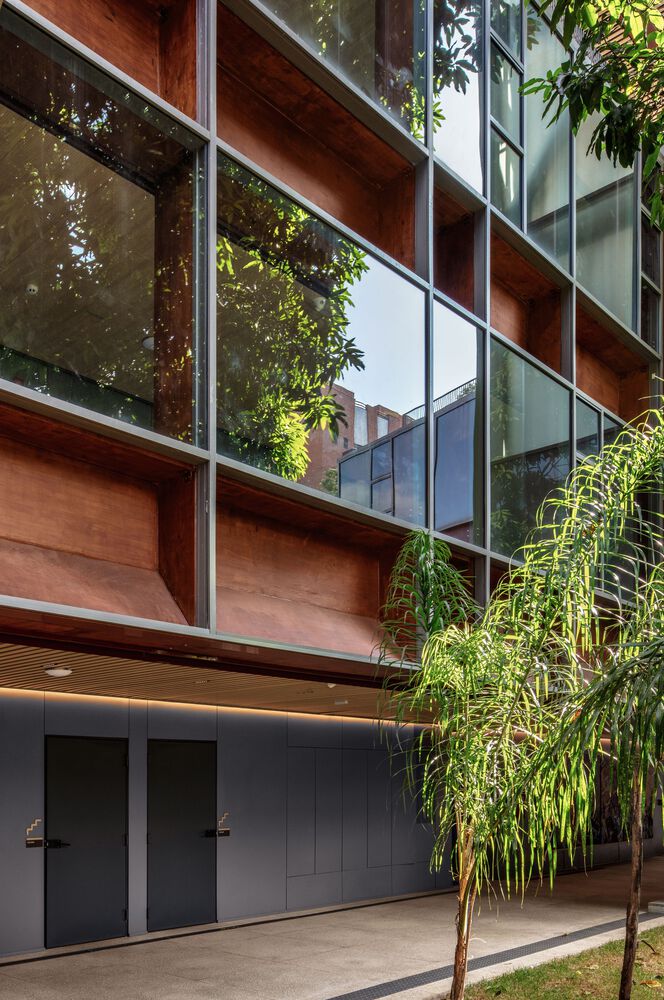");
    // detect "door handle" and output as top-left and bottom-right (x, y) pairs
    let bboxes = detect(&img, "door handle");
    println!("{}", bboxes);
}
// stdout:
(44, 838), (71, 849)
